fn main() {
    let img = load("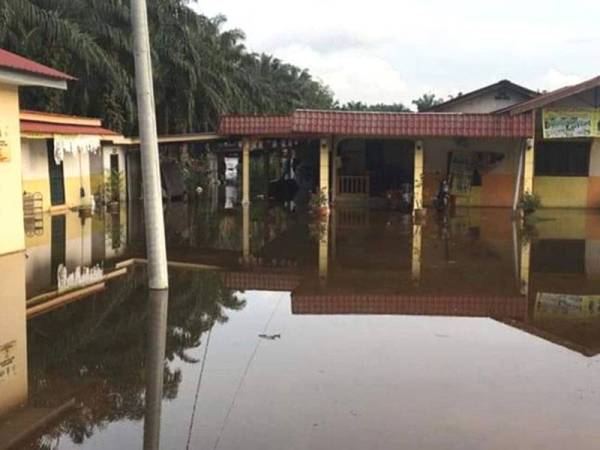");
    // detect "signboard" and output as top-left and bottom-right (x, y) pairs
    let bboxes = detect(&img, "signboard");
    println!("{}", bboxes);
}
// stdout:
(0, 340), (17, 384)
(542, 108), (600, 139)
(0, 125), (10, 162)
(535, 292), (600, 319)
(449, 152), (473, 196)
